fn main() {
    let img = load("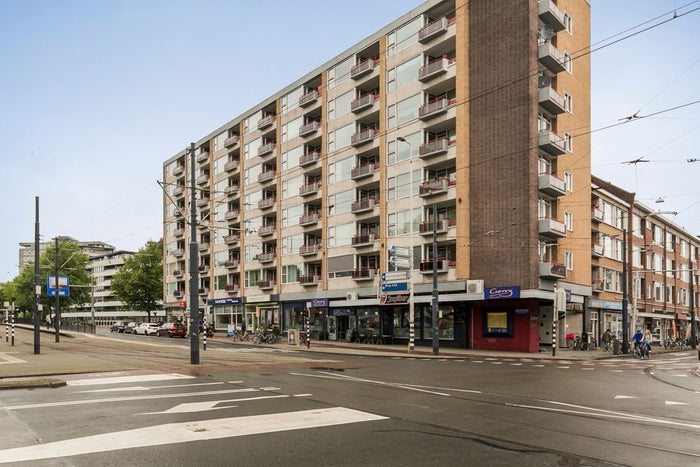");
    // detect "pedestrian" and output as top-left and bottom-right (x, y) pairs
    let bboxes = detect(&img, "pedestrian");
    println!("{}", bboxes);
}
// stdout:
(602, 329), (611, 351)
(643, 328), (653, 352)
